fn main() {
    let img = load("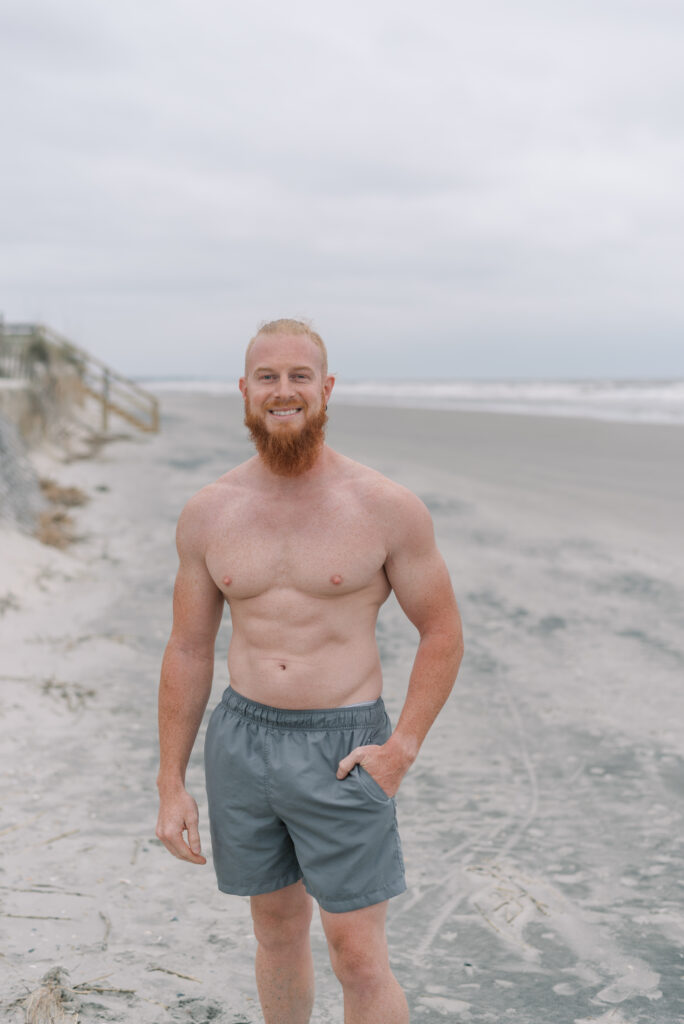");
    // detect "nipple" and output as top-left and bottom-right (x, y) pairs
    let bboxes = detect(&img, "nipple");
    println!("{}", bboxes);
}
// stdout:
(222, 576), (232, 586)
(330, 574), (343, 586)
